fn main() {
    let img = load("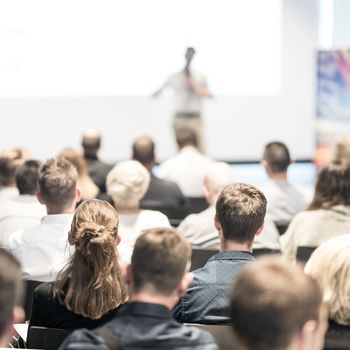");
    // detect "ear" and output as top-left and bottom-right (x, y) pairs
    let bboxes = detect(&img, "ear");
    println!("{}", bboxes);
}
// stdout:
(178, 272), (193, 298)
(203, 184), (211, 203)
(255, 222), (265, 237)
(75, 189), (81, 203)
(214, 214), (221, 232)
(123, 264), (132, 285)
(297, 320), (319, 350)
(13, 306), (25, 324)
(36, 192), (45, 205)
(116, 235), (121, 246)
(68, 231), (75, 246)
